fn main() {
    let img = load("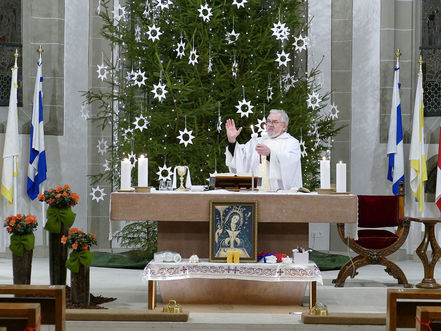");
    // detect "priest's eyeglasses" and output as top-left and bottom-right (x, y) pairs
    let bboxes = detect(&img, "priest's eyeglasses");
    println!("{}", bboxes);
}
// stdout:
(266, 120), (281, 125)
